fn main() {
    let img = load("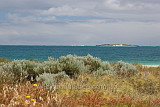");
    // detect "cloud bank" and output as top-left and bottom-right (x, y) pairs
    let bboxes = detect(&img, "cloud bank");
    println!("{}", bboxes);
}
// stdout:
(0, 0), (160, 45)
